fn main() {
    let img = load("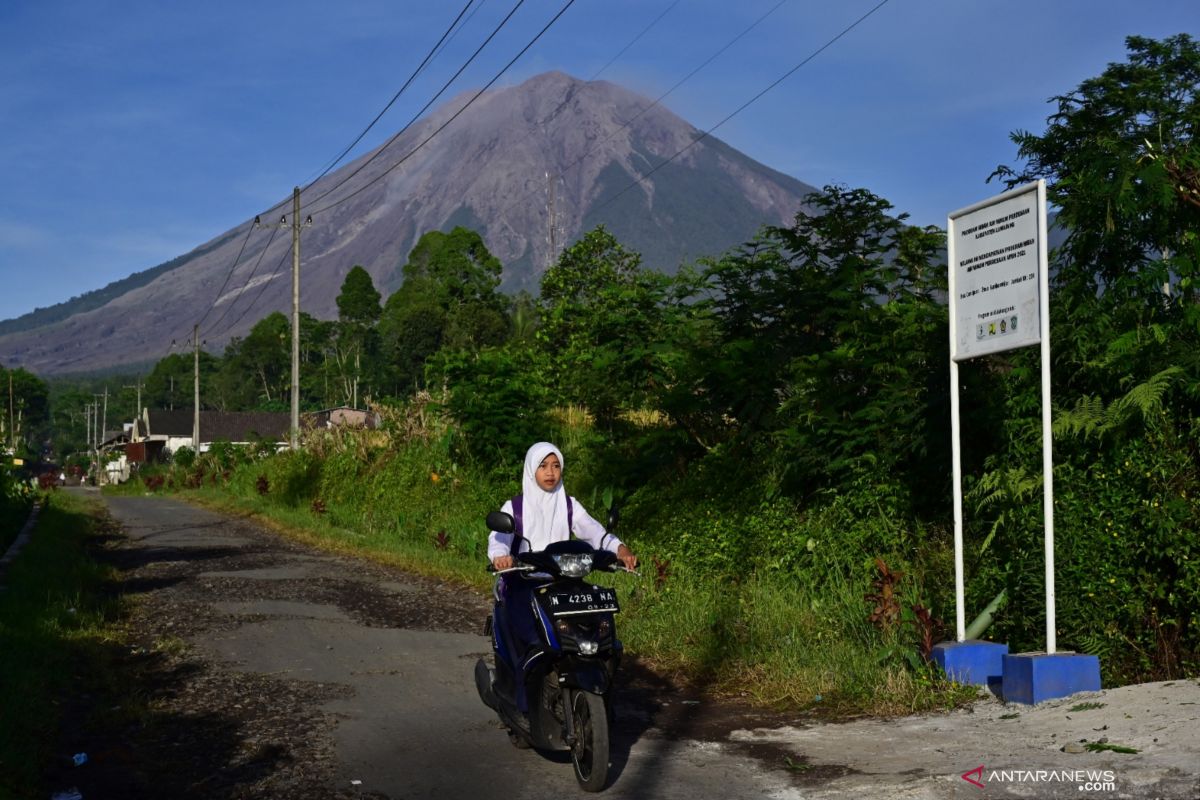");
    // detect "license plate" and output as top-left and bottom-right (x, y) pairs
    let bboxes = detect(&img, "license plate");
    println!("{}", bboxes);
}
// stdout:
(543, 586), (619, 616)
